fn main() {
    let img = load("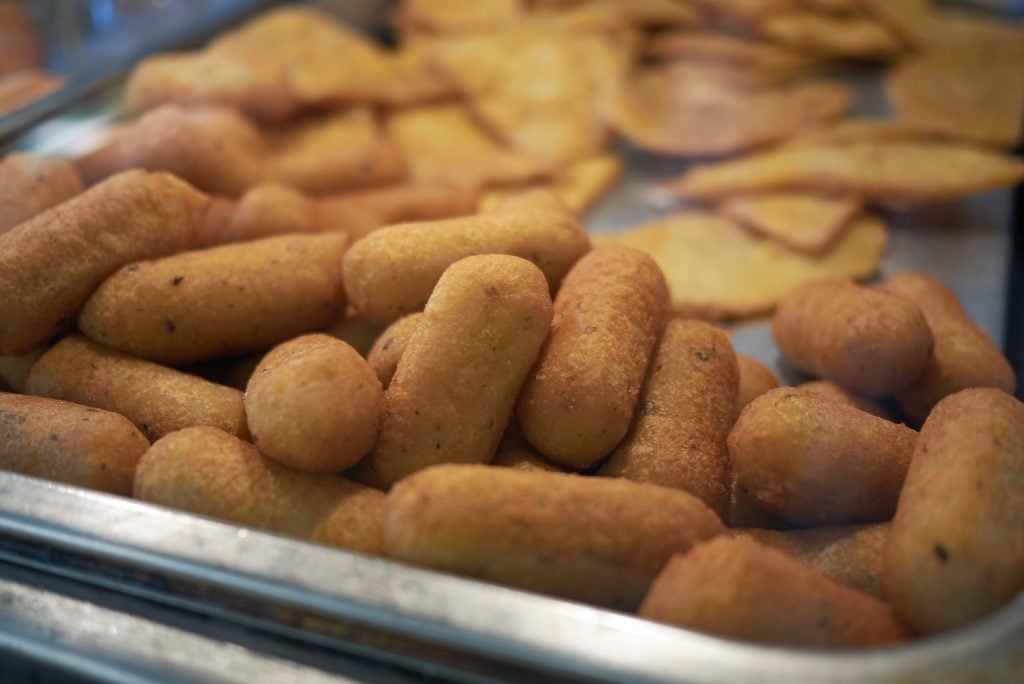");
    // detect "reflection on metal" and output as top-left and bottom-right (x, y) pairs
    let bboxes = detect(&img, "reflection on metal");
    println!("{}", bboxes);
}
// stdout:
(0, 473), (1021, 683)
(0, 566), (361, 683)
